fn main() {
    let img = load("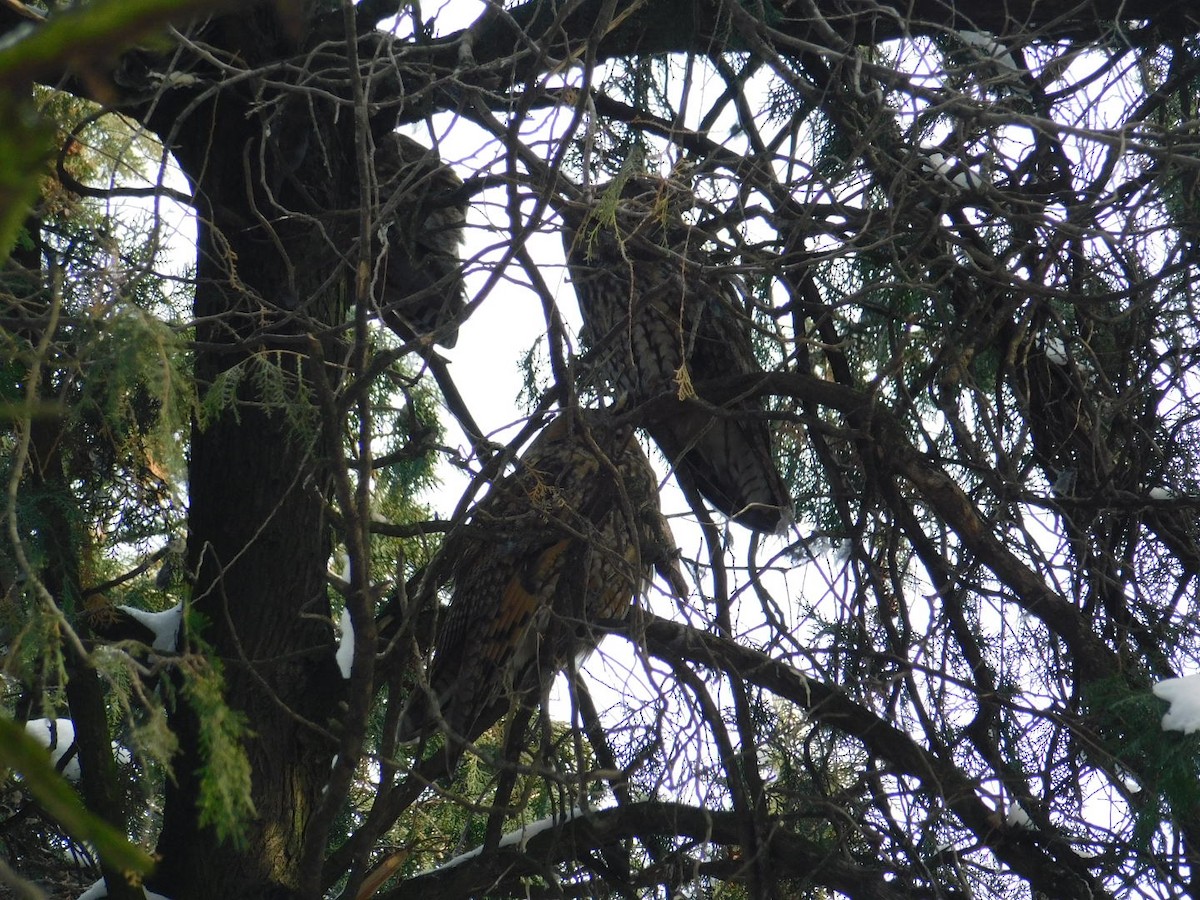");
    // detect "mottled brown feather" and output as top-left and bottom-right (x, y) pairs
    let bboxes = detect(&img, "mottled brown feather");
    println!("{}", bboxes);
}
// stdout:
(396, 410), (683, 745)
(562, 176), (792, 532)
(371, 133), (466, 347)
